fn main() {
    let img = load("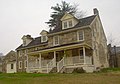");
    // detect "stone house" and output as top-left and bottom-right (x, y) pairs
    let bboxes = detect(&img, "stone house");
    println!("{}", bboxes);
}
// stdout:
(108, 44), (120, 68)
(2, 50), (17, 73)
(16, 8), (108, 73)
